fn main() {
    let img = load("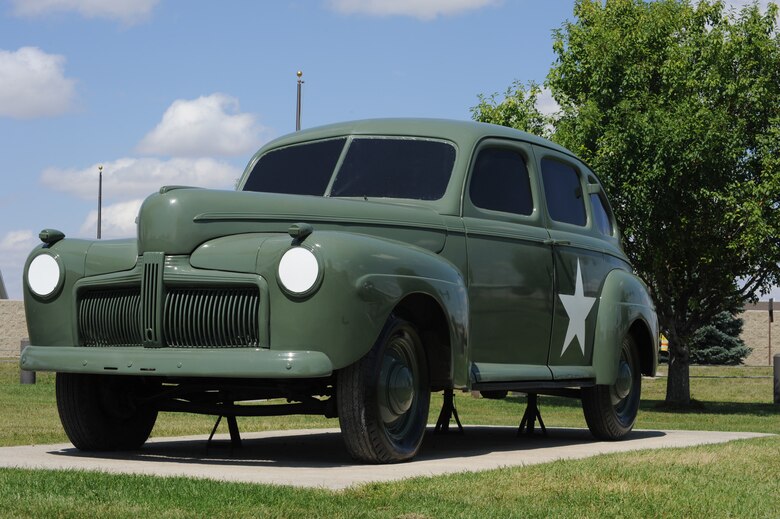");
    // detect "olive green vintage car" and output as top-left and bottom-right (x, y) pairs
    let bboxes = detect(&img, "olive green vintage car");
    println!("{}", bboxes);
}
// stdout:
(21, 119), (657, 463)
